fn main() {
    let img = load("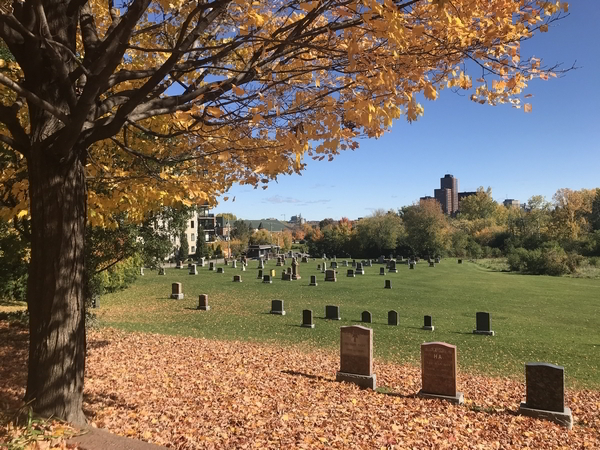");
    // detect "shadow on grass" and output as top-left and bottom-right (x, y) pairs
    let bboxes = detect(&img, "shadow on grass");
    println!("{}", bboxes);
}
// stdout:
(87, 340), (111, 350)
(183, 307), (200, 311)
(449, 331), (474, 335)
(281, 370), (336, 383)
